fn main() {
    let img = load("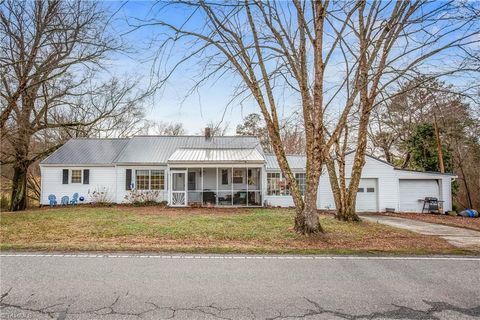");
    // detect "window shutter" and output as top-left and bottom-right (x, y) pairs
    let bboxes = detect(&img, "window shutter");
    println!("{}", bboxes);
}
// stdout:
(83, 169), (90, 184)
(126, 169), (132, 190)
(62, 169), (69, 184)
